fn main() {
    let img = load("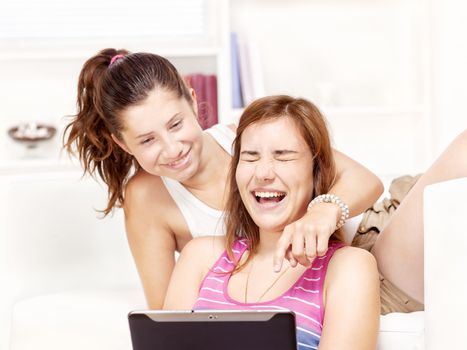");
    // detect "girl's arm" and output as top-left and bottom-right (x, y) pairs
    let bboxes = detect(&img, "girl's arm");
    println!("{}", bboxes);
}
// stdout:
(124, 172), (182, 309)
(163, 236), (224, 309)
(319, 247), (380, 350)
(327, 149), (384, 216)
(274, 149), (384, 269)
